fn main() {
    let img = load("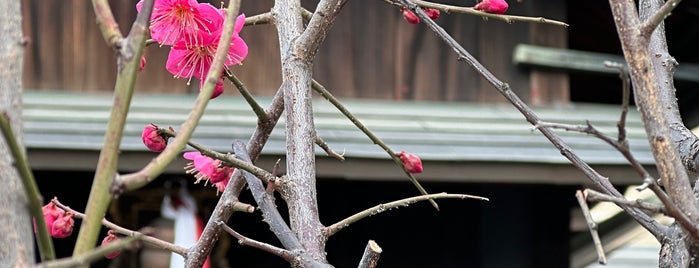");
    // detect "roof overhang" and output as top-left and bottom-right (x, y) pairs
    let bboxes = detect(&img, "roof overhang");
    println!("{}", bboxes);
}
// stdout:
(23, 90), (657, 184)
